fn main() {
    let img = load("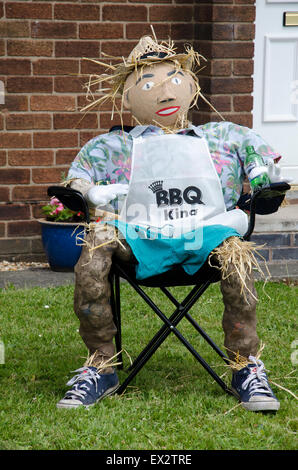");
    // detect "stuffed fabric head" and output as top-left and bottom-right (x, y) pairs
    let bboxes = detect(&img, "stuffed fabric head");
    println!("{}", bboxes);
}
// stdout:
(123, 61), (196, 128)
